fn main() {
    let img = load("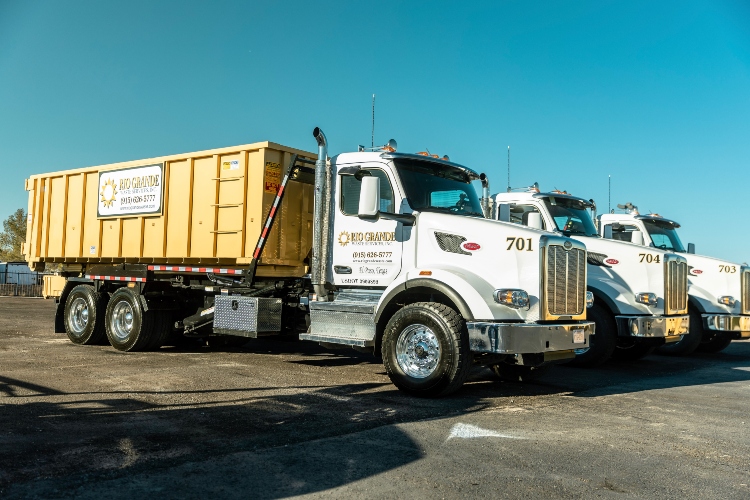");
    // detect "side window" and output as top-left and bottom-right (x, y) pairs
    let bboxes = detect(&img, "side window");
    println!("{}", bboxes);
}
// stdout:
(340, 169), (395, 216)
(611, 224), (638, 242)
(509, 204), (546, 230)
